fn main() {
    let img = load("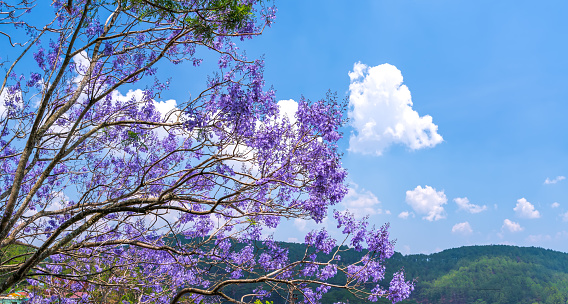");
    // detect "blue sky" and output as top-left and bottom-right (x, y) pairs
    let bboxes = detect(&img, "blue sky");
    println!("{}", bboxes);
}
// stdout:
(67, 0), (568, 254)
(6, 0), (568, 255)
(226, 0), (568, 254)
